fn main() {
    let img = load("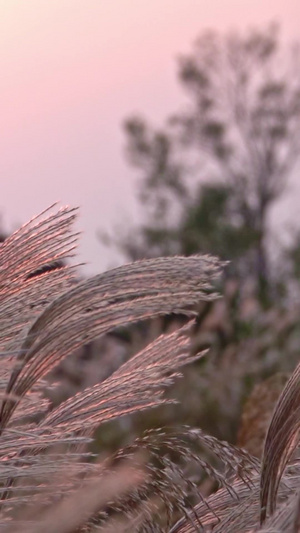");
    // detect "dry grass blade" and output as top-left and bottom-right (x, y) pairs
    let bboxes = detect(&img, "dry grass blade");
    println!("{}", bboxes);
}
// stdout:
(9, 455), (146, 533)
(170, 477), (257, 532)
(62, 426), (257, 532)
(0, 323), (203, 509)
(0, 204), (79, 352)
(40, 321), (201, 431)
(260, 361), (300, 523)
(258, 491), (300, 533)
(171, 464), (300, 533)
(0, 255), (222, 430)
(0, 205), (234, 531)
(0, 426), (92, 456)
(134, 429), (258, 531)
